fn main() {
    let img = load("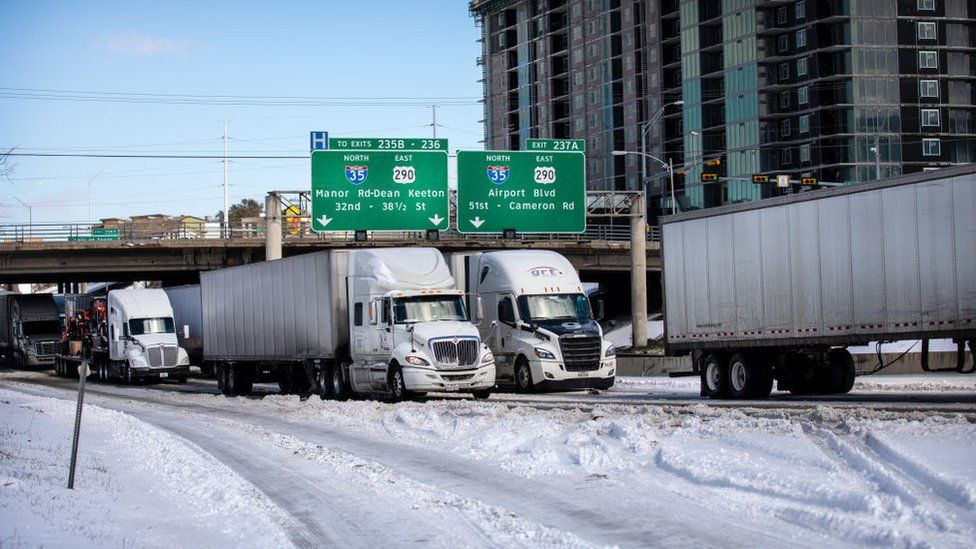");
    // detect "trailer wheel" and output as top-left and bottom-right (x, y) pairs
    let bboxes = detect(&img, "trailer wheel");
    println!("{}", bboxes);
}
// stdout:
(827, 348), (856, 394)
(701, 354), (730, 399)
(728, 353), (773, 399)
(332, 362), (351, 401)
(316, 364), (334, 400)
(514, 357), (534, 393)
(388, 364), (407, 403)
